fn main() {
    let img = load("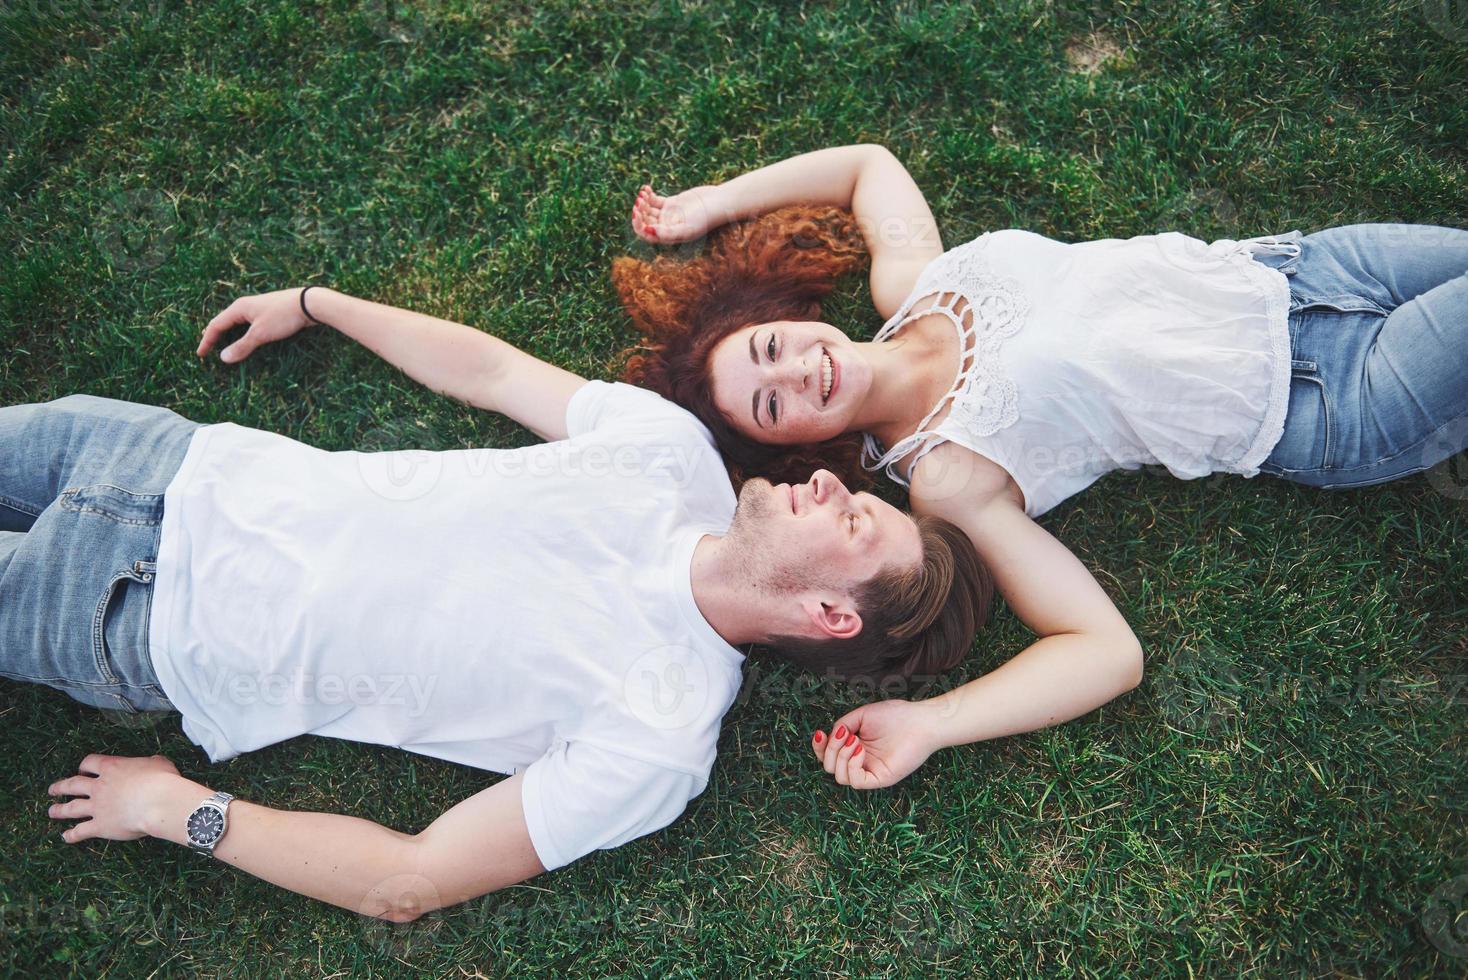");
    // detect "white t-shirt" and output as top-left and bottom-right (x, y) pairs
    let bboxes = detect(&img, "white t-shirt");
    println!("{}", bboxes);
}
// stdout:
(863, 229), (1297, 516)
(148, 381), (745, 871)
